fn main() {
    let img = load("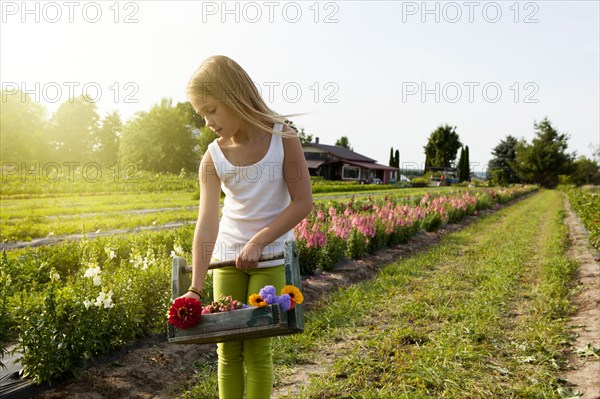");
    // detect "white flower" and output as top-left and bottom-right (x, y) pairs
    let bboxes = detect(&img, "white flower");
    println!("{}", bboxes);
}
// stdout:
(93, 275), (102, 286)
(109, 250), (116, 260)
(83, 300), (93, 309)
(94, 290), (114, 308)
(49, 271), (60, 282)
(48, 232), (54, 237)
(84, 266), (101, 278)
